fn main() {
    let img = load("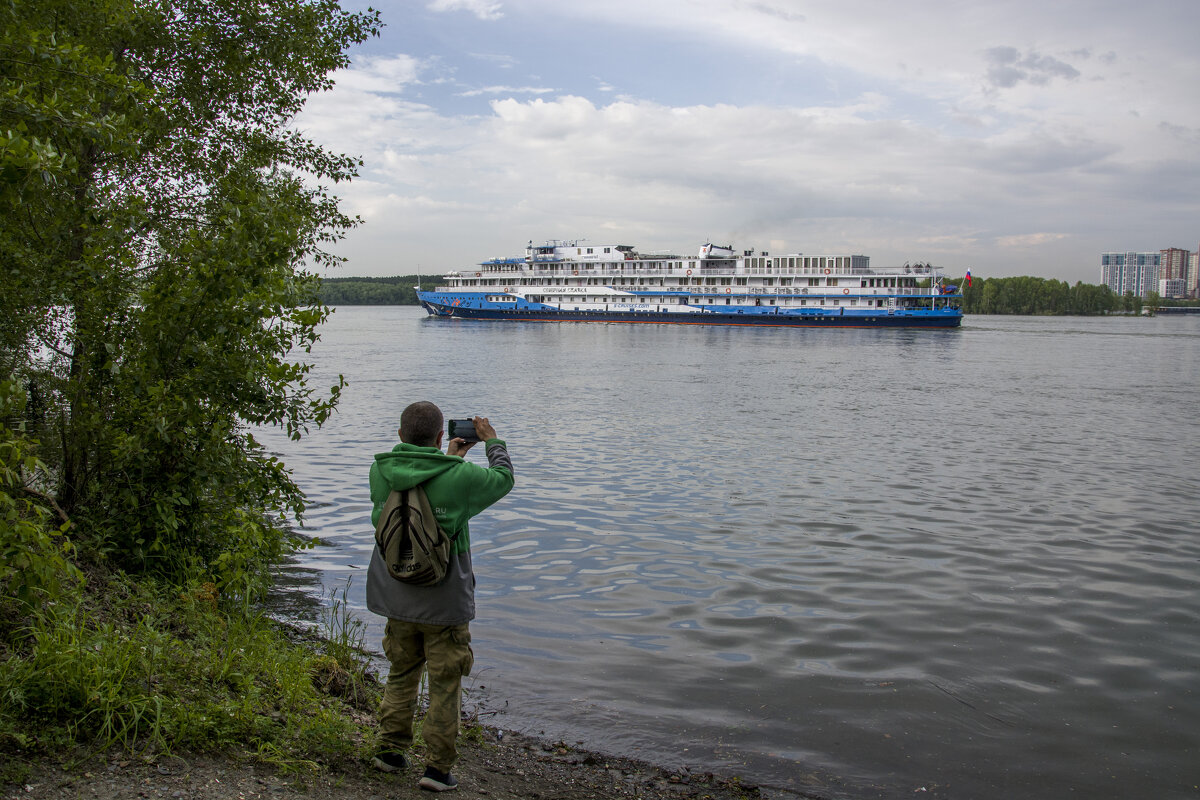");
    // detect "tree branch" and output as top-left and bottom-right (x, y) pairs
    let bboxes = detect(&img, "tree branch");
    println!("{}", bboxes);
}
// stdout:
(21, 485), (72, 528)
